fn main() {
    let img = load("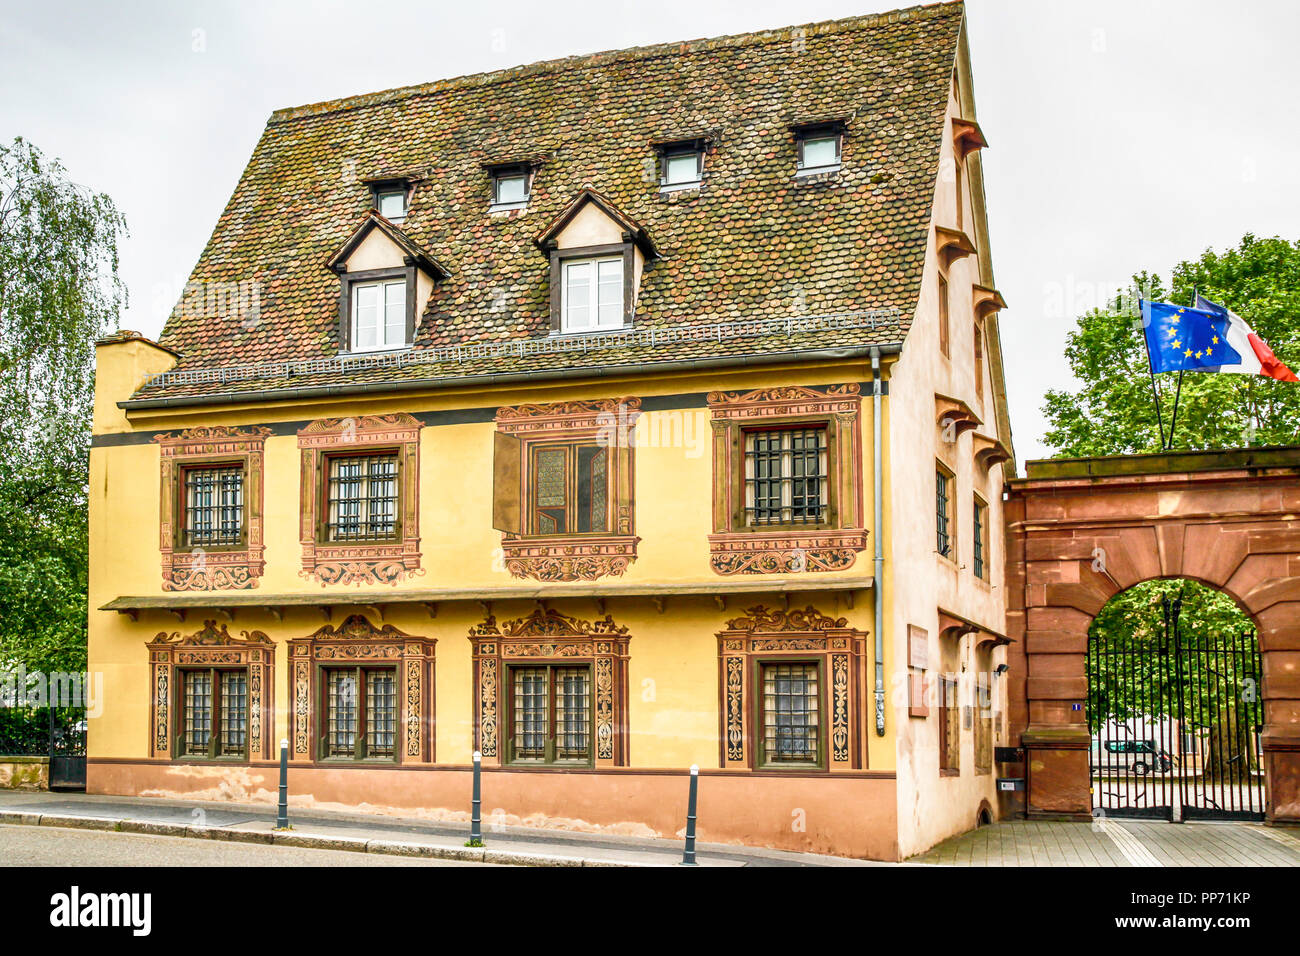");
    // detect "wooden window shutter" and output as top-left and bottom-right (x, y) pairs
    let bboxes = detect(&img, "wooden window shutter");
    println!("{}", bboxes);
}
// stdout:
(492, 431), (523, 534)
